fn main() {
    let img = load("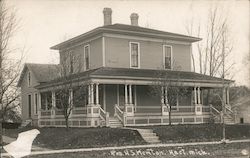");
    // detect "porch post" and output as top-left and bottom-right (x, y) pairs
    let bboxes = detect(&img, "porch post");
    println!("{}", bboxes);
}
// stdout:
(194, 87), (197, 104)
(164, 86), (168, 104)
(197, 87), (201, 104)
(195, 86), (202, 115)
(129, 85), (132, 104)
(38, 92), (41, 120)
(125, 84), (128, 105)
(226, 87), (230, 105)
(96, 83), (99, 105)
(90, 83), (94, 105)
(51, 91), (56, 119)
(88, 84), (91, 104)
(161, 86), (164, 105)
